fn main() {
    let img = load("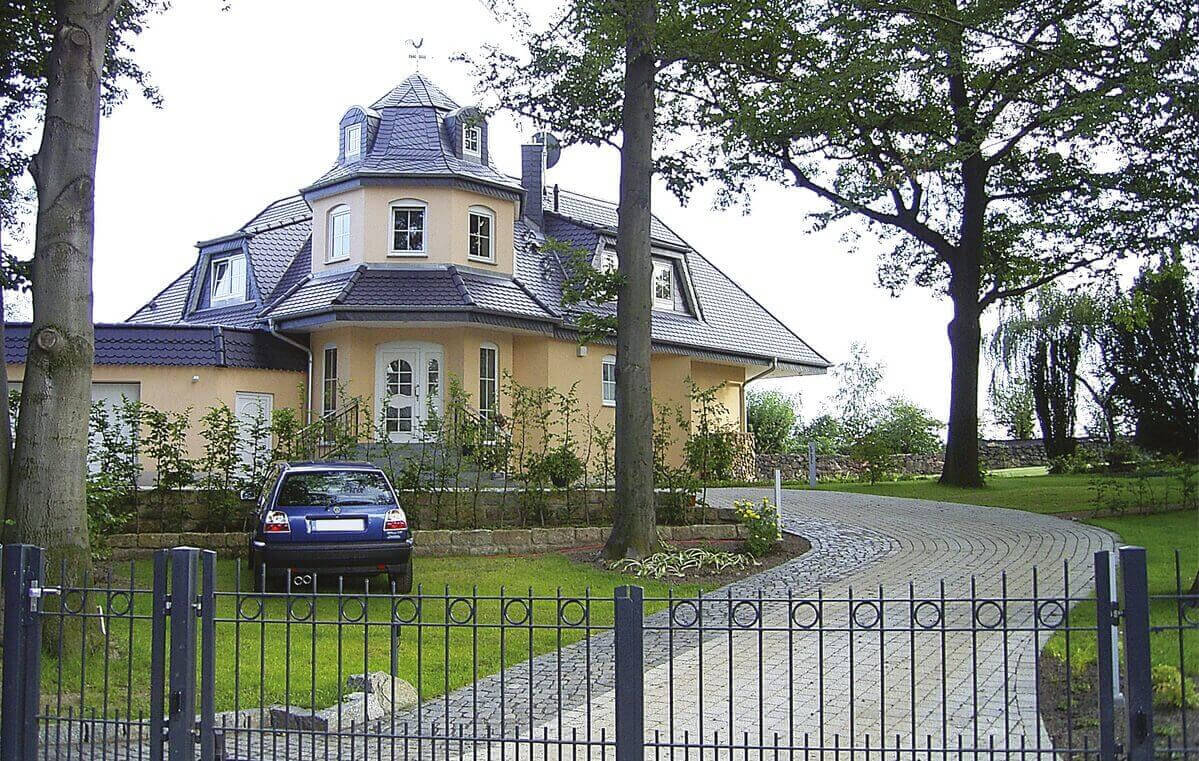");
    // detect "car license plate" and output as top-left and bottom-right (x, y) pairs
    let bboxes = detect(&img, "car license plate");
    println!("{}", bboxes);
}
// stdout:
(309, 518), (365, 532)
